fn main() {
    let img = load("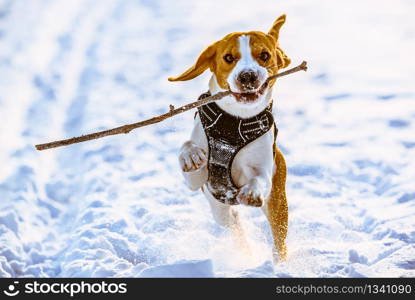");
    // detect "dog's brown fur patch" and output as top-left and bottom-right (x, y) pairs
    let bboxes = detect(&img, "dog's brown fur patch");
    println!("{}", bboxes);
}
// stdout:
(266, 145), (288, 260)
